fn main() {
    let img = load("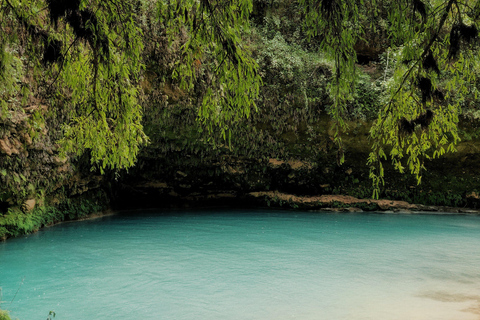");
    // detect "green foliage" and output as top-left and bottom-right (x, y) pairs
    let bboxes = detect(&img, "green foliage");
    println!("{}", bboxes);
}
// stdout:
(0, 46), (23, 117)
(0, 0), (149, 172)
(0, 207), (53, 238)
(1, 0), (261, 172)
(255, 27), (333, 109)
(298, 0), (369, 162)
(2, 0), (480, 213)
(347, 72), (383, 121)
(293, 0), (480, 196)
(0, 196), (106, 240)
(0, 309), (11, 320)
(0, 142), (72, 208)
(47, 311), (56, 320)
(158, 0), (262, 140)
(53, 0), (148, 172)
(138, 10), (338, 166)
(368, 0), (480, 197)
